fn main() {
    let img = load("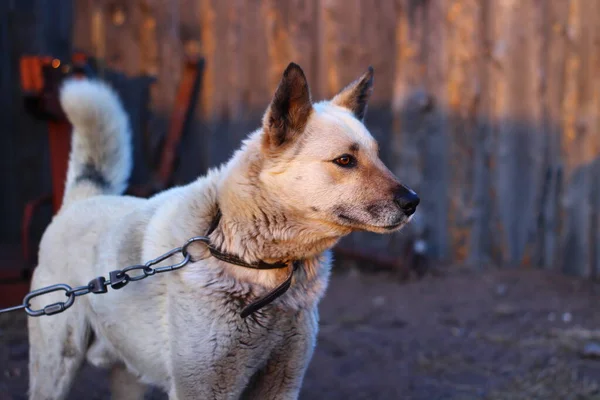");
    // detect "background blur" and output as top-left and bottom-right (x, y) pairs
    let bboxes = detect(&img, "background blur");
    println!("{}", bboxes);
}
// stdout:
(1, 1), (600, 399)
